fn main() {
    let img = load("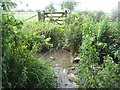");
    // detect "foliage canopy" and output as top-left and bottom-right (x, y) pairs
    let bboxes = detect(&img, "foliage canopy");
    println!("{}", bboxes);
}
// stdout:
(61, 0), (77, 11)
